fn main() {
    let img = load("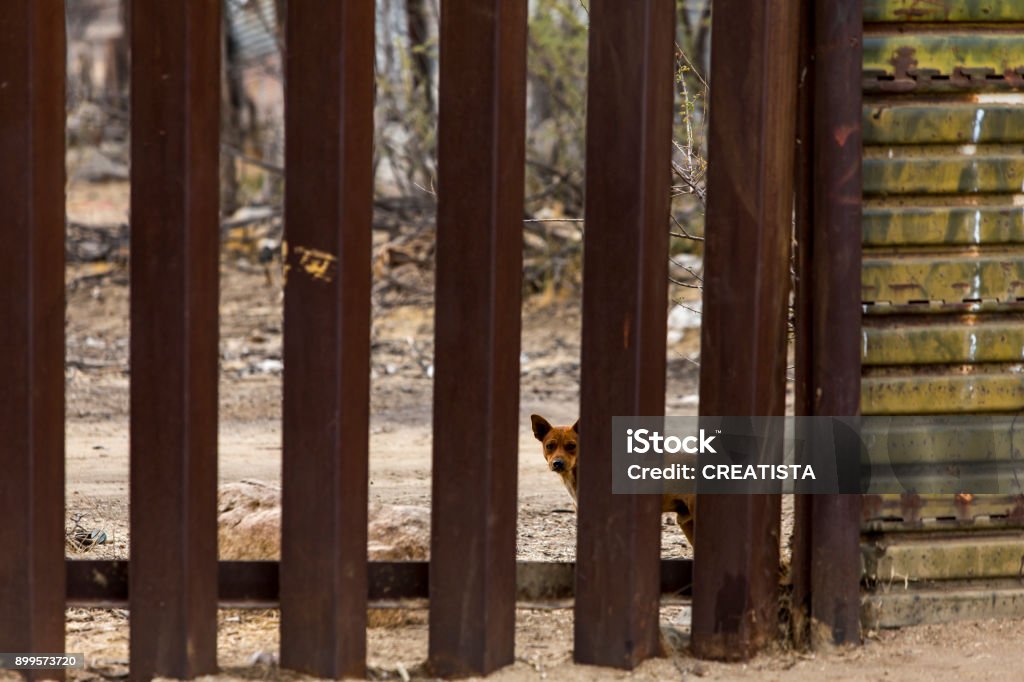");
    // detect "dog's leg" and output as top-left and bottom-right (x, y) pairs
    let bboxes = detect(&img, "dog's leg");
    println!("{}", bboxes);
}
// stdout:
(672, 495), (697, 547)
